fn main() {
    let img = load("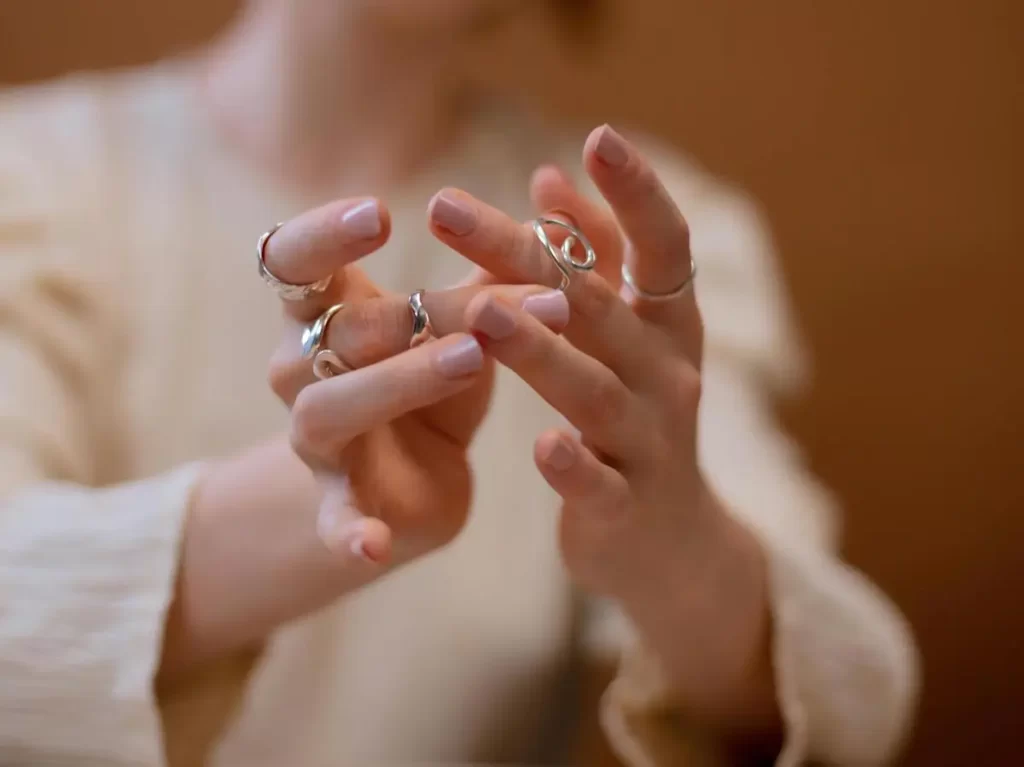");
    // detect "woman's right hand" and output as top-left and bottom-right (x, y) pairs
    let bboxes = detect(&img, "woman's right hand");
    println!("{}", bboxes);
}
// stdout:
(159, 198), (568, 681)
